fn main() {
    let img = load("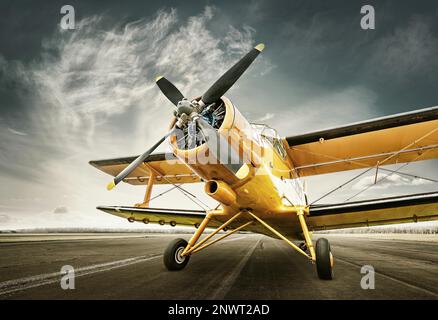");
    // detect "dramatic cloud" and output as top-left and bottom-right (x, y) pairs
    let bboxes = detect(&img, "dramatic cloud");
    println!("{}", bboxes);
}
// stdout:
(365, 16), (438, 84)
(0, 6), (271, 228)
(21, 6), (272, 145)
(1, 2), (437, 229)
